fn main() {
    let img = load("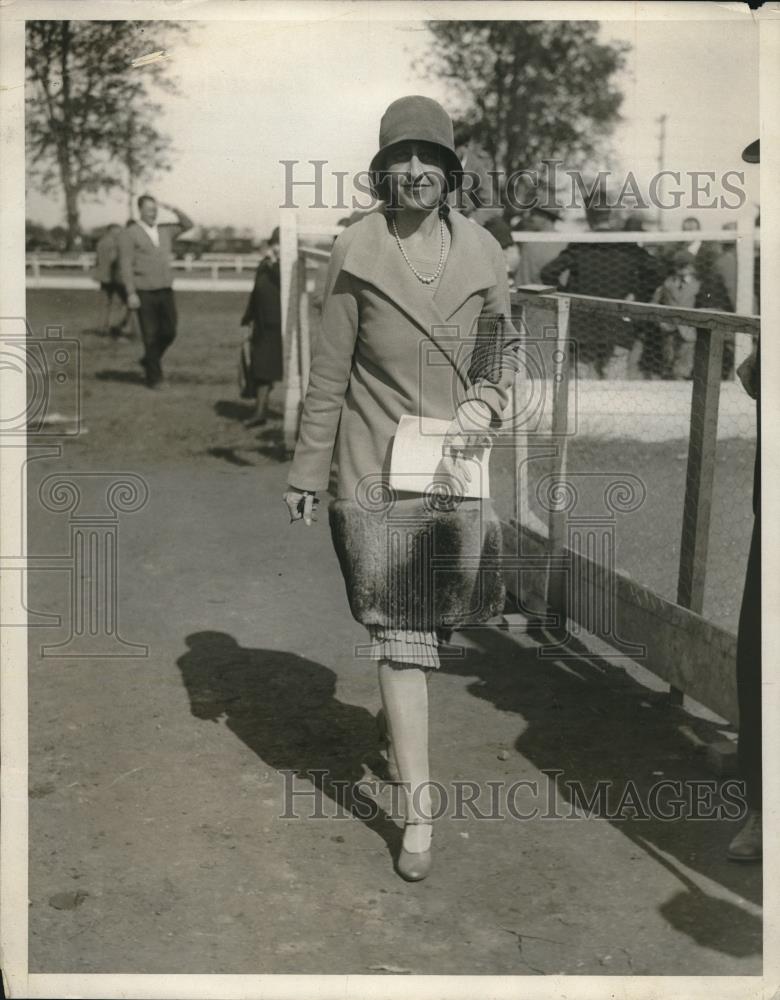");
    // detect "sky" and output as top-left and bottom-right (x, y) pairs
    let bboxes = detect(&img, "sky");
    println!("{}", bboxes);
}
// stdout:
(26, 13), (760, 237)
